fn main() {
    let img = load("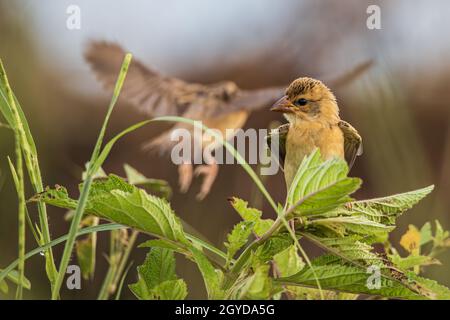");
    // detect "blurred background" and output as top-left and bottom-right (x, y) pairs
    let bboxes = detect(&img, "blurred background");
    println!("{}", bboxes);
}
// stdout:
(0, 0), (449, 299)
